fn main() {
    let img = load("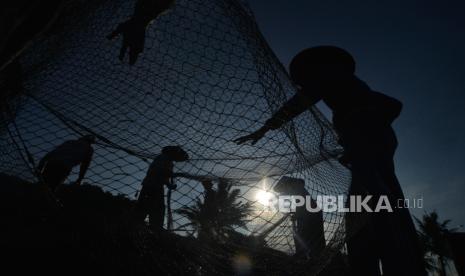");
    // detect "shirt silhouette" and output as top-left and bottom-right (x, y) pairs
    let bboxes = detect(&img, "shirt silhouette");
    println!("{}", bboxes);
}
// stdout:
(38, 135), (95, 192)
(135, 145), (188, 231)
(235, 46), (426, 276)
